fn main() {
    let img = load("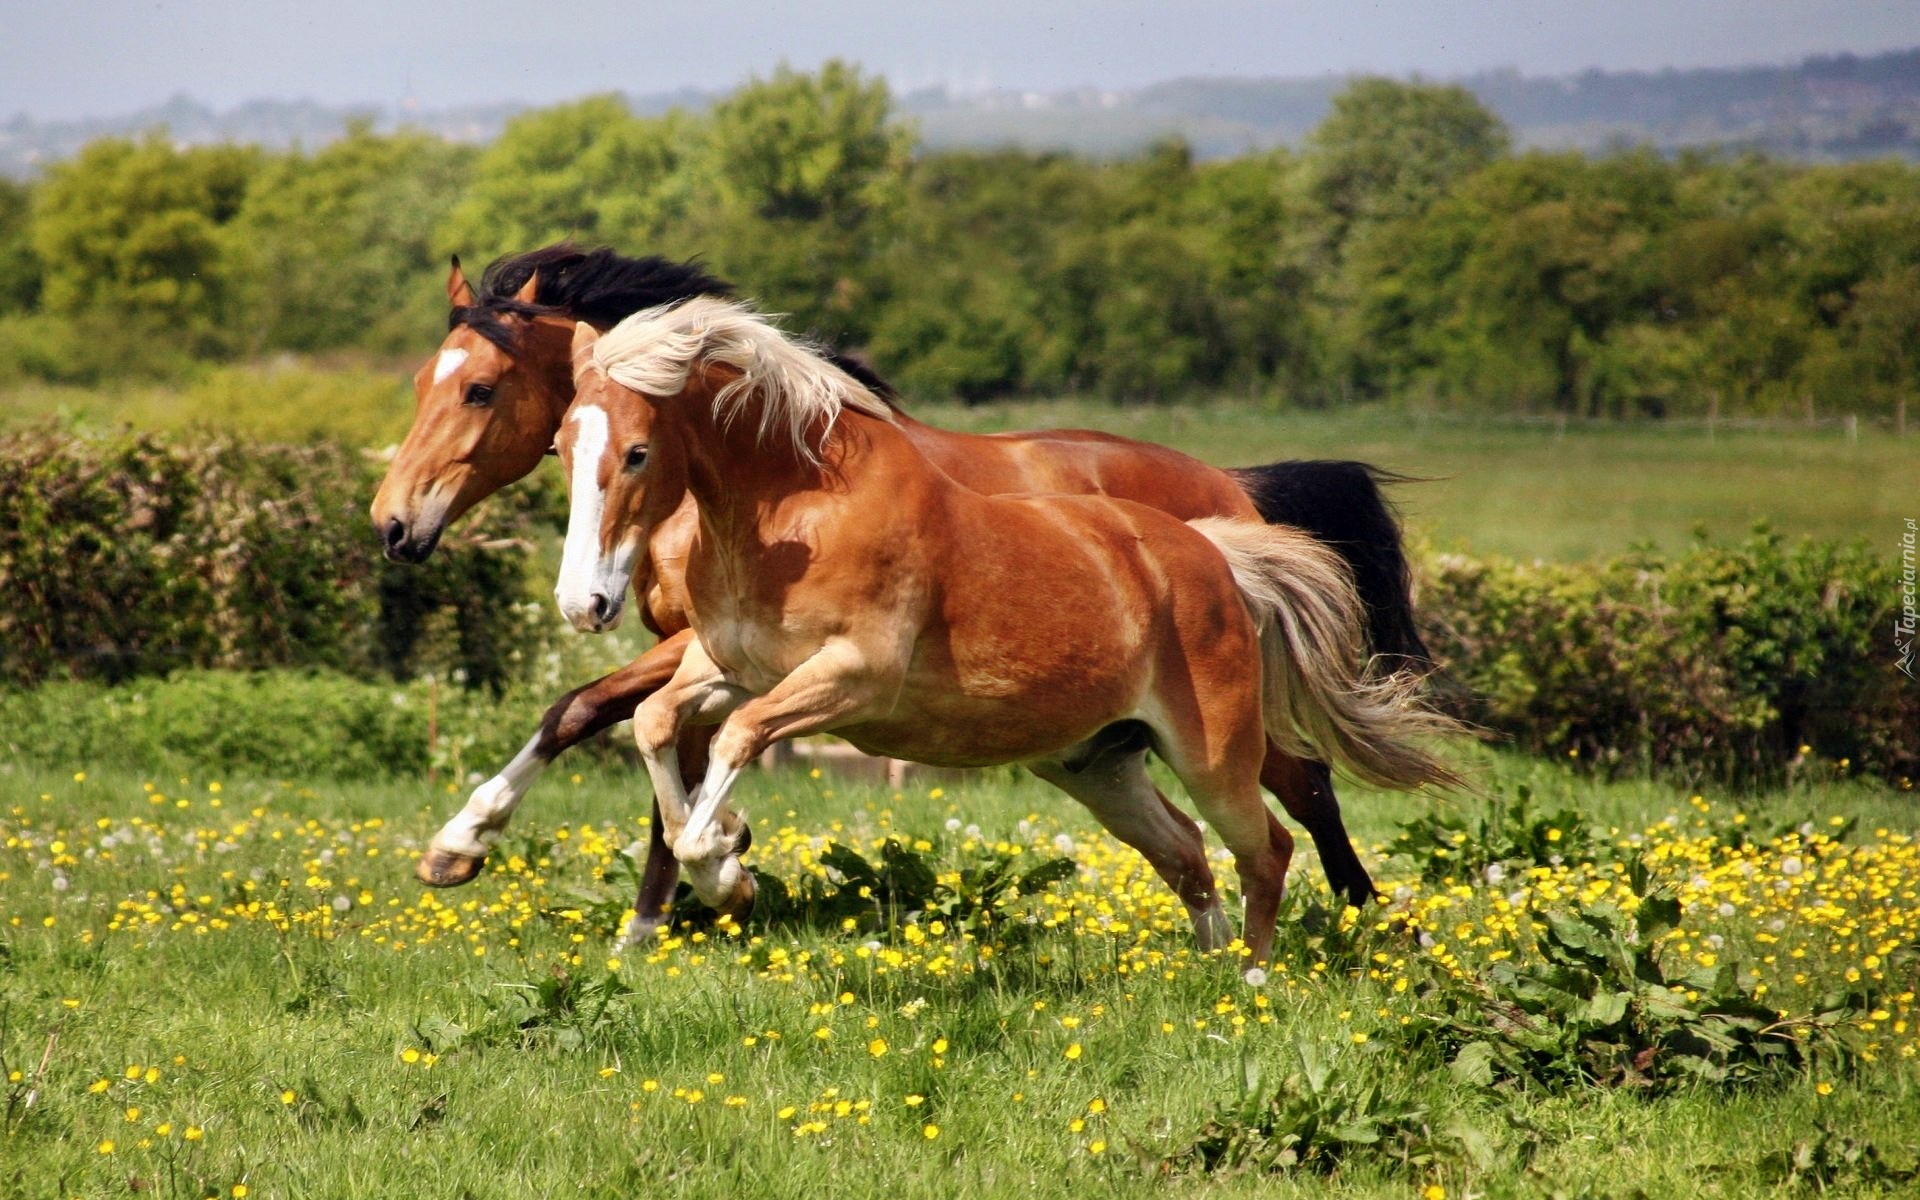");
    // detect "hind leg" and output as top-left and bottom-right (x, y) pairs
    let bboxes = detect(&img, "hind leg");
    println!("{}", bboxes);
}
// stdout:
(1262, 745), (1375, 908)
(1029, 751), (1229, 951)
(1149, 704), (1293, 969)
(1179, 765), (1293, 969)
